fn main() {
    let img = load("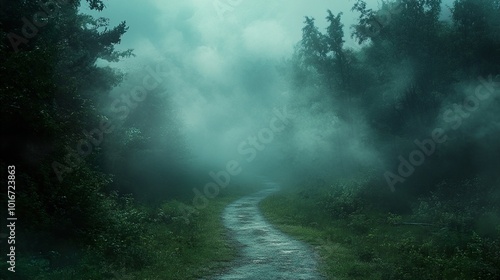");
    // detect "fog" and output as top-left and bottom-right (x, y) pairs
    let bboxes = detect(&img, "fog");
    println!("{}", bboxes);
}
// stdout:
(84, 0), (365, 167)
(81, 0), (373, 189)
(3, 0), (500, 278)
(77, 0), (496, 198)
